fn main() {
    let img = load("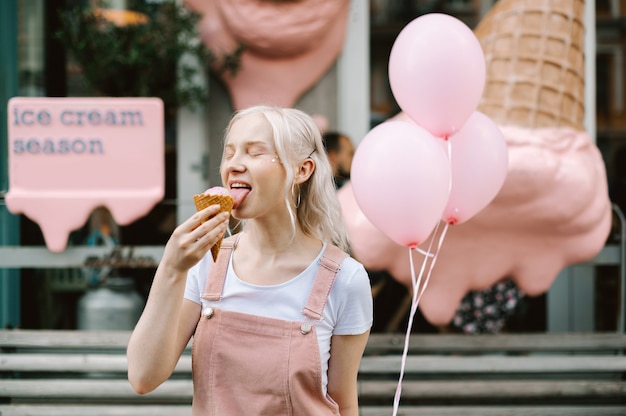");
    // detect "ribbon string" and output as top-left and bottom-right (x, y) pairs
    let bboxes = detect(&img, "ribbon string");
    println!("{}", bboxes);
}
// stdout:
(391, 222), (450, 415)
